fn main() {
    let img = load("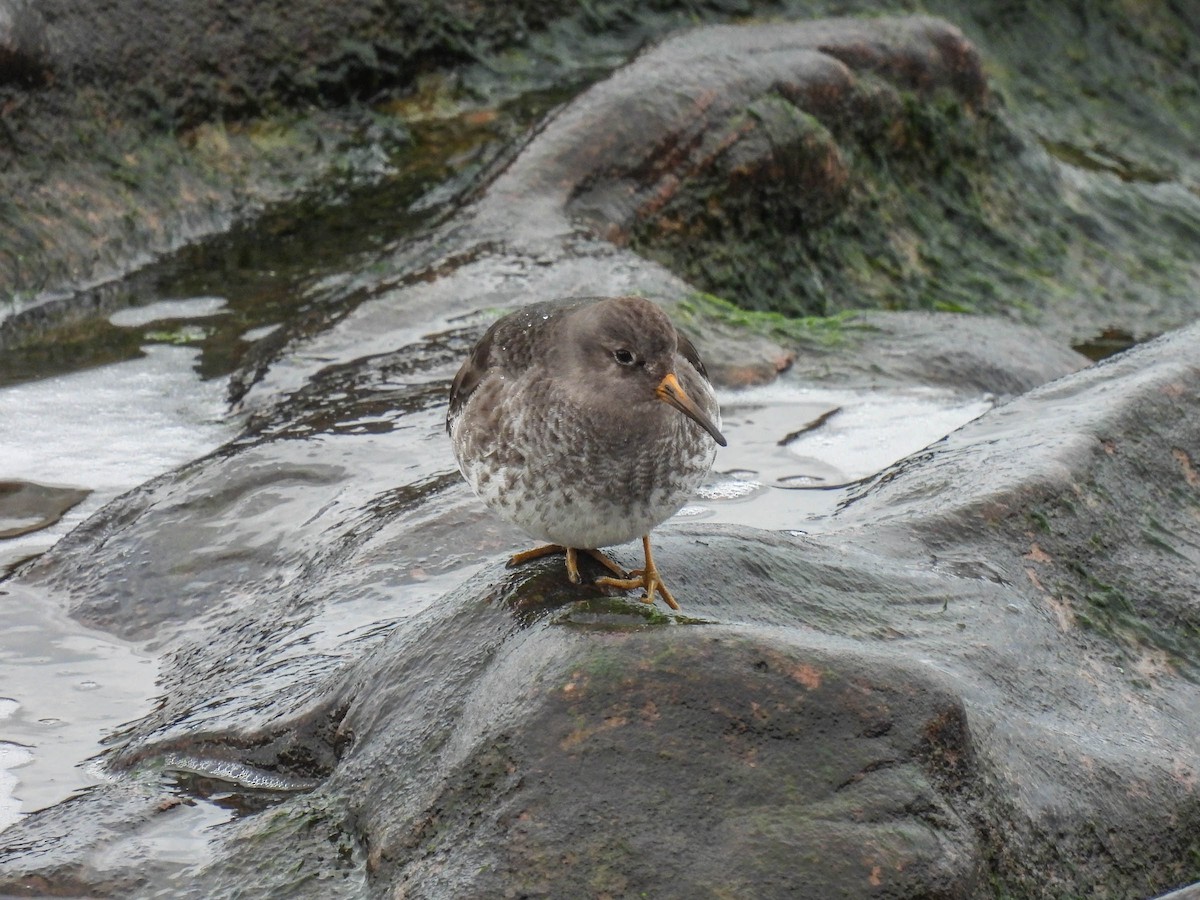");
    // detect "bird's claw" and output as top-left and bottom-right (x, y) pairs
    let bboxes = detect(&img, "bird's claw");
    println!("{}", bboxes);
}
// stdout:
(594, 568), (680, 611)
